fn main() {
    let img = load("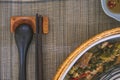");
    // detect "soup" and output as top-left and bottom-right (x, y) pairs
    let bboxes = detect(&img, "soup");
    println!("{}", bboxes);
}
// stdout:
(107, 0), (120, 13)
